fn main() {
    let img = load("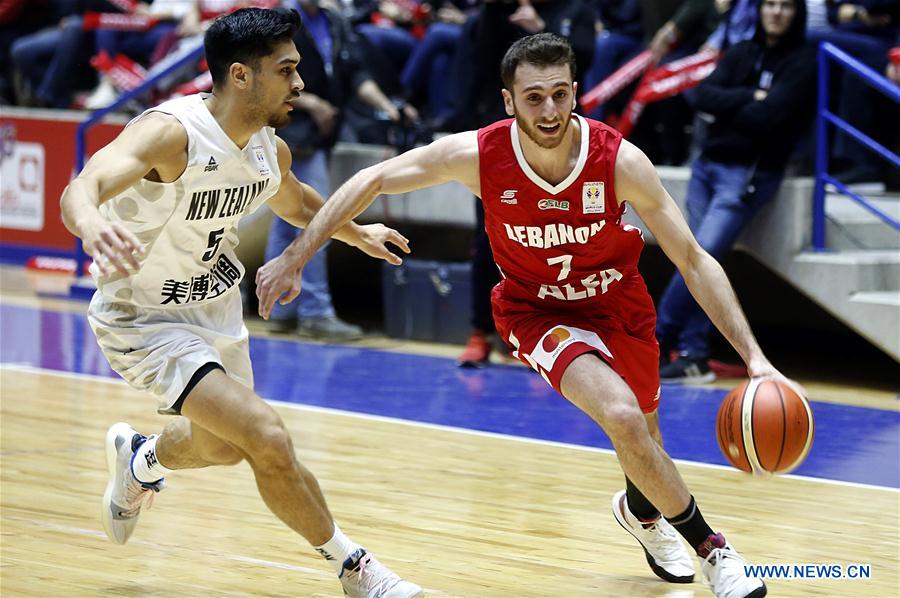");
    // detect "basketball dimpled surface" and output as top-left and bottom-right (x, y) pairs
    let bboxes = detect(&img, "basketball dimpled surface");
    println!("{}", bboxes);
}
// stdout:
(717, 379), (814, 474)
(751, 381), (788, 472)
(716, 381), (751, 472)
(770, 381), (814, 473)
